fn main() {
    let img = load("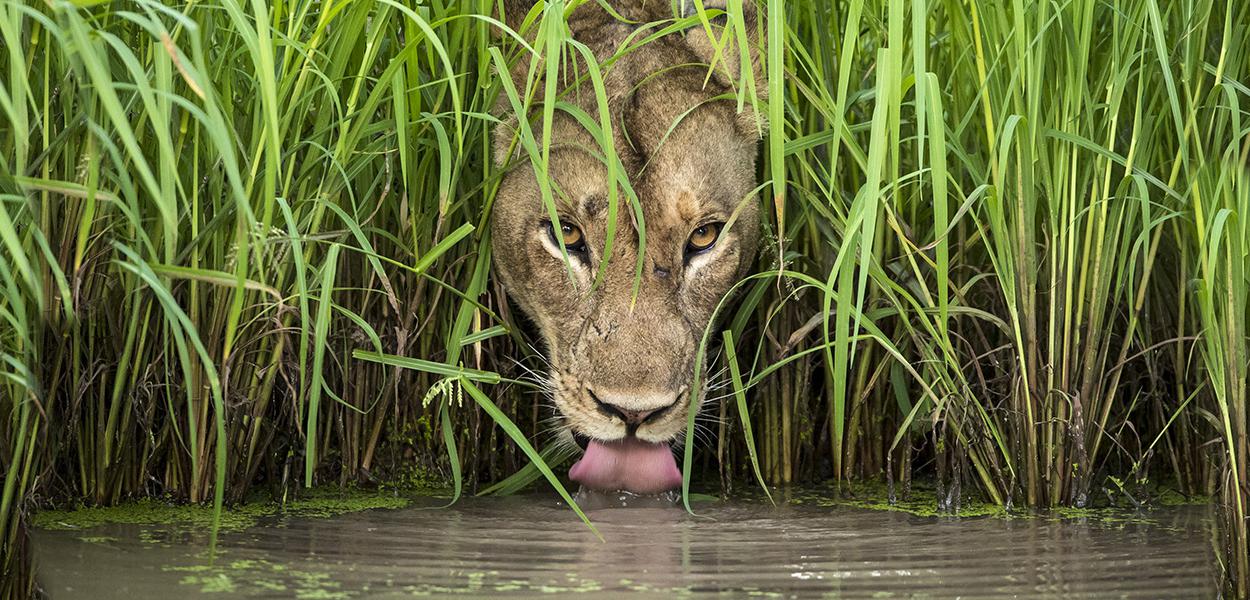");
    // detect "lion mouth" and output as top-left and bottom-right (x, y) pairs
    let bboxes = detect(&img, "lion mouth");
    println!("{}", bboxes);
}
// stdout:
(568, 437), (683, 494)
